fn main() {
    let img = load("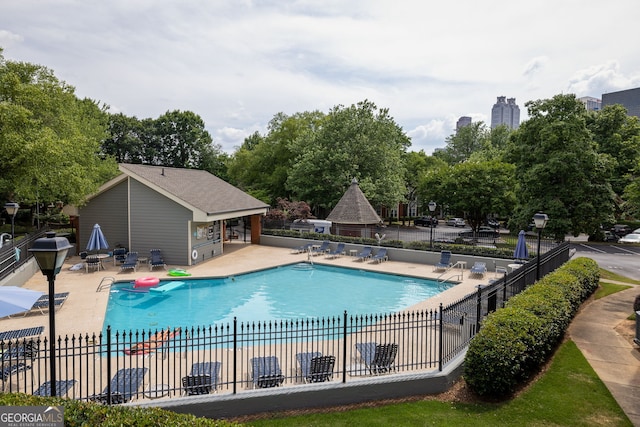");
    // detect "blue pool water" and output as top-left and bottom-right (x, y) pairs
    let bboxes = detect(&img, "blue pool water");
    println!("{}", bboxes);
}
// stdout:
(103, 263), (444, 333)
